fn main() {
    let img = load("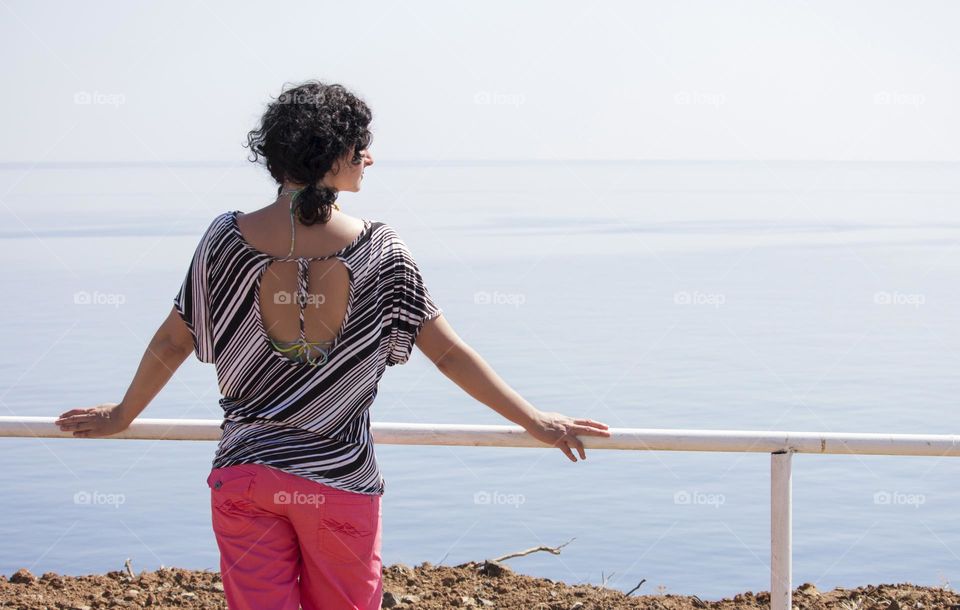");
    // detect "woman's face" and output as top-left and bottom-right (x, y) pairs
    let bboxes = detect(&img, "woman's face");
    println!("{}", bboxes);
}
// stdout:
(324, 146), (374, 192)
